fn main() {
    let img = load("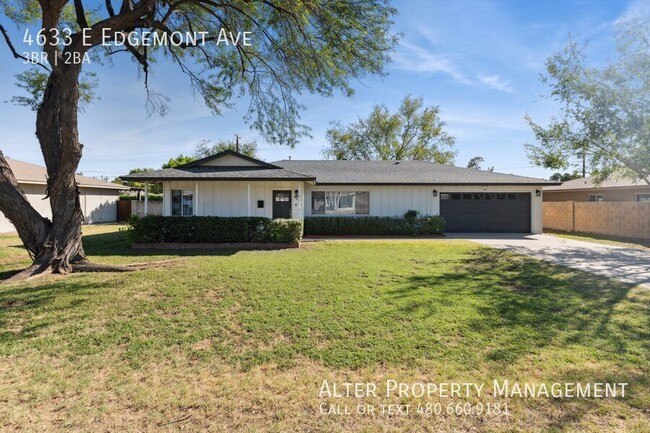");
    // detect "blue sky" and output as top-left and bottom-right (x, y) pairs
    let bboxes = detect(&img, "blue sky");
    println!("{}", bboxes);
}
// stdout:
(0, 0), (643, 180)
